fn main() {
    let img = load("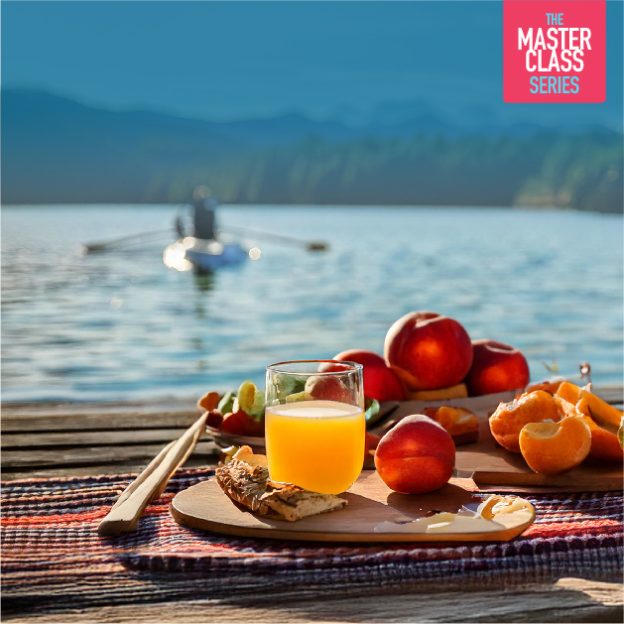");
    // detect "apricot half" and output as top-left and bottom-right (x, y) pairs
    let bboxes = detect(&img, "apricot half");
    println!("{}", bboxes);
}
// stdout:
(575, 396), (623, 463)
(519, 417), (591, 475)
(551, 385), (623, 463)
(424, 406), (479, 445)
(489, 390), (560, 453)
(525, 379), (564, 395)
(554, 381), (583, 405)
